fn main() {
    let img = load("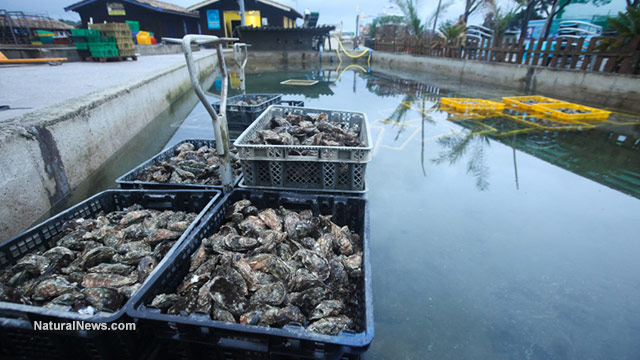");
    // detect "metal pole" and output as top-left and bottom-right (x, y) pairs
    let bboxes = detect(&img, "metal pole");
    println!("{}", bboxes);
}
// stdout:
(233, 43), (250, 94)
(163, 35), (238, 192)
(238, 0), (246, 26)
